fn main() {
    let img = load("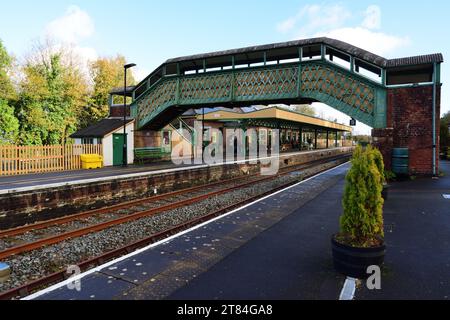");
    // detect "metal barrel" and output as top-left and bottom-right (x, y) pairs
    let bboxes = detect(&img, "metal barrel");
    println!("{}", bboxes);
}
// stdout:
(392, 148), (409, 175)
